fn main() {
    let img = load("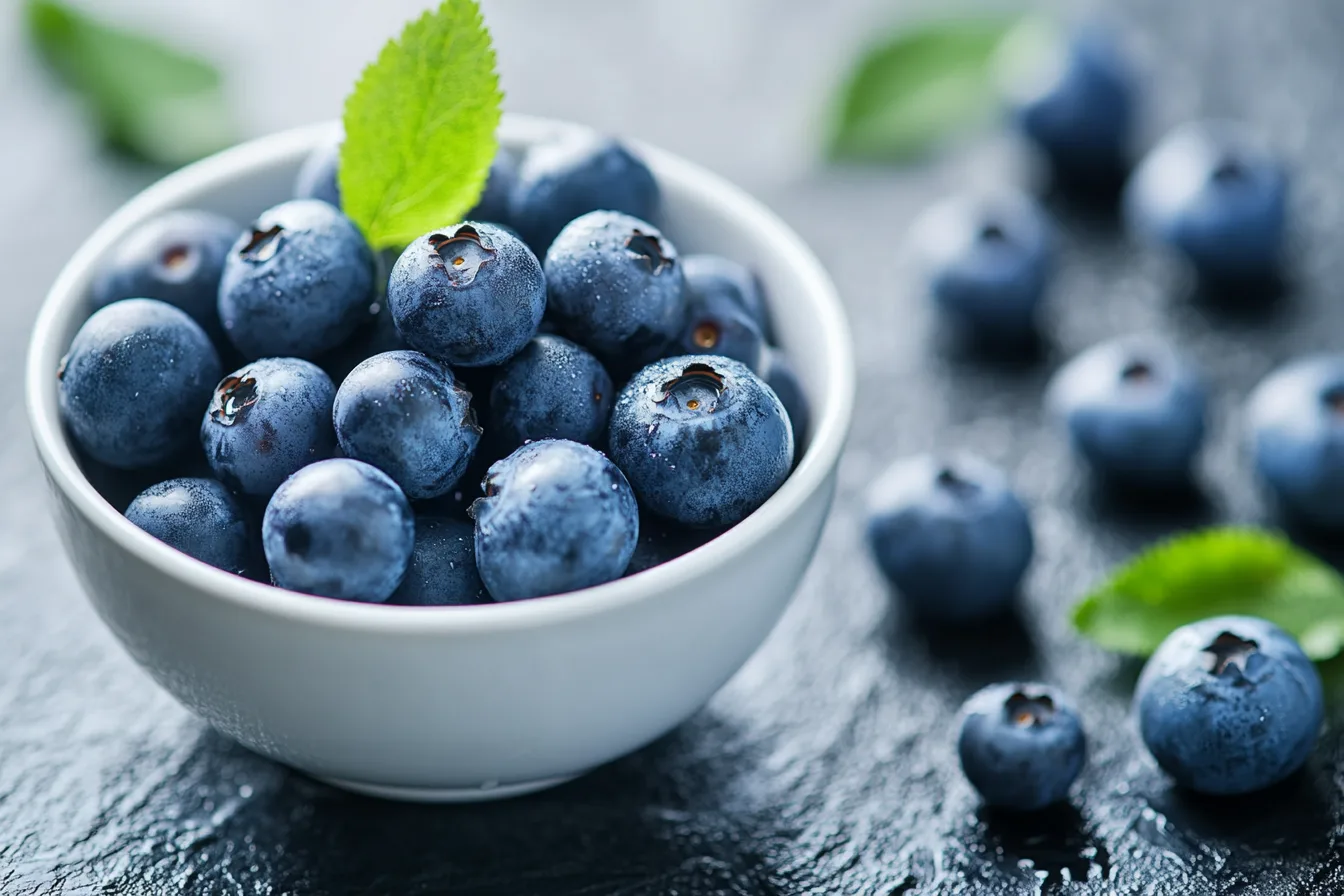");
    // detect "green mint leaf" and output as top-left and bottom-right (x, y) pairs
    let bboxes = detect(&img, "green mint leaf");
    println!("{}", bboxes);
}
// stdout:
(1072, 528), (1344, 661)
(826, 15), (1031, 162)
(24, 0), (235, 166)
(340, 0), (502, 250)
